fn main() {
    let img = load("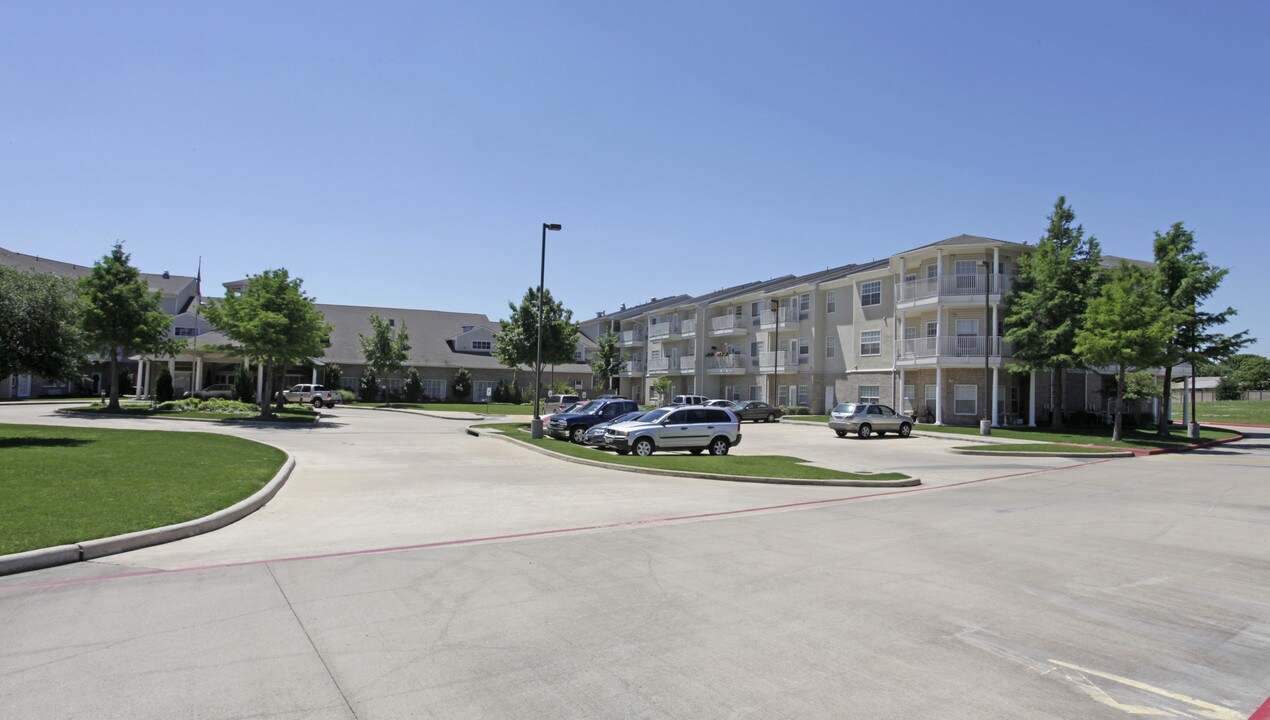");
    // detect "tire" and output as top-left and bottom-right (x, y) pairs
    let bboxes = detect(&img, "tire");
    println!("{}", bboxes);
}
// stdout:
(765, 413), (775, 423)
(312, 398), (323, 409)
(571, 427), (587, 444)
(708, 437), (730, 456)
(857, 424), (872, 438)
(899, 422), (912, 438)
(615, 449), (630, 456)
(689, 448), (703, 455)
(835, 429), (847, 438)
(633, 437), (655, 457)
